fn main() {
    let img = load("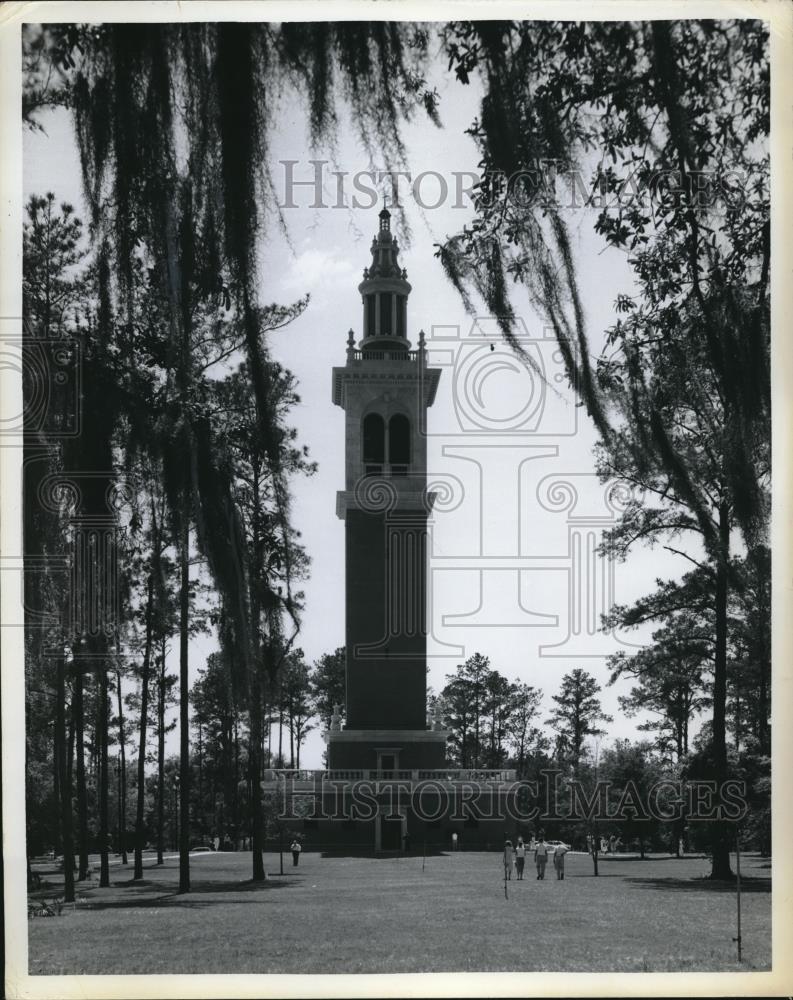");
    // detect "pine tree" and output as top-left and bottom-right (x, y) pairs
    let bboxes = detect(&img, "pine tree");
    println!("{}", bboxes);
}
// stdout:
(546, 669), (613, 775)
